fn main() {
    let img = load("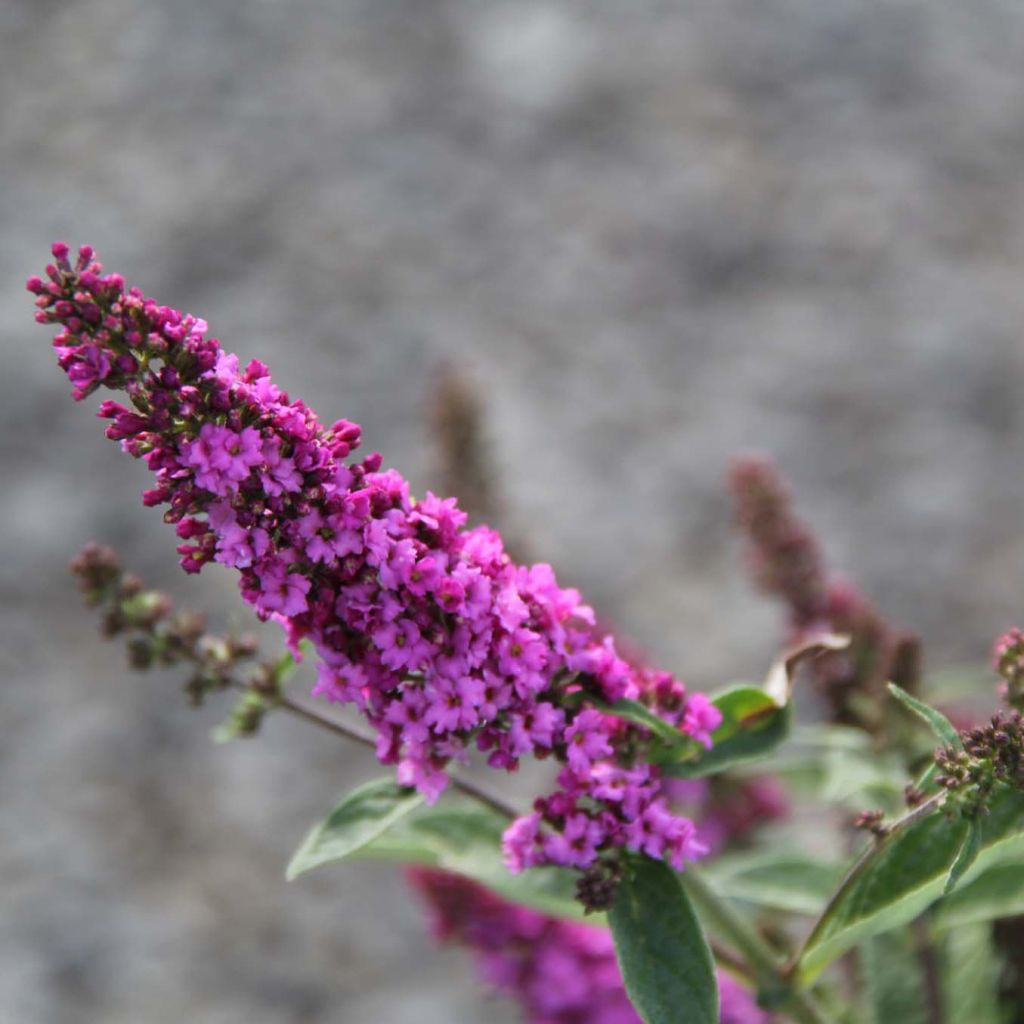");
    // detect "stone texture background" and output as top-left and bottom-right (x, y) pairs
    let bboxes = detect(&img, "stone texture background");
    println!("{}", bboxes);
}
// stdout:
(4, 1), (1024, 1020)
